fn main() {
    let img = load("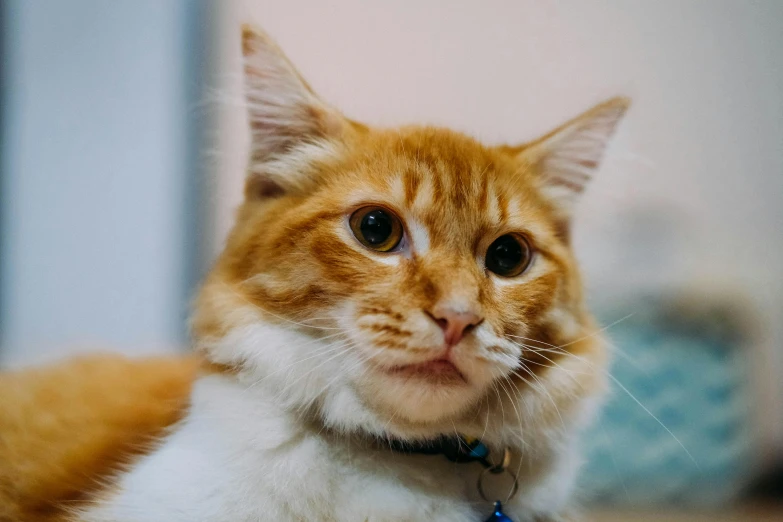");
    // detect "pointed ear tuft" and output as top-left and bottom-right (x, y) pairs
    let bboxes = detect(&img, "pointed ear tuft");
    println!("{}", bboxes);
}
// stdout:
(518, 96), (629, 219)
(241, 25), (346, 198)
